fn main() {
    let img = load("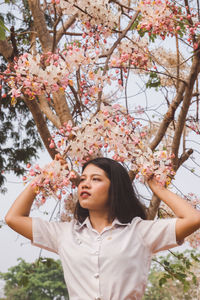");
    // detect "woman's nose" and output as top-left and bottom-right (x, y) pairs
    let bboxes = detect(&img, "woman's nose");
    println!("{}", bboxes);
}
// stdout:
(81, 179), (91, 188)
